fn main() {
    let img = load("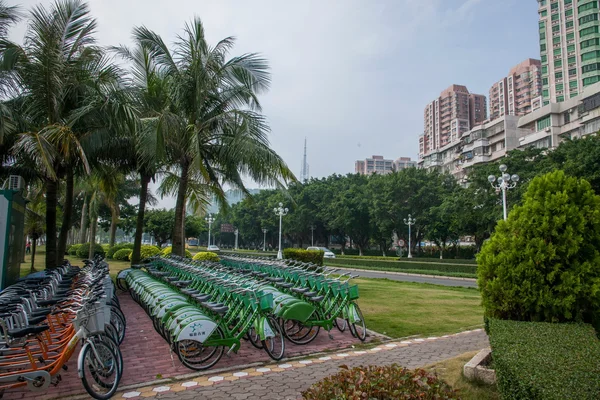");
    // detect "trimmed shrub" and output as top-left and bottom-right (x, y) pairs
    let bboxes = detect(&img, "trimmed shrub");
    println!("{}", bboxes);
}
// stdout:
(107, 243), (134, 259)
(113, 248), (133, 261)
(488, 318), (600, 400)
(67, 244), (82, 256)
(139, 245), (162, 260)
(283, 248), (324, 266)
(336, 254), (477, 265)
(162, 246), (192, 258)
(101, 244), (110, 252)
(478, 171), (600, 327)
(325, 257), (477, 276)
(192, 252), (220, 262)
(76, 243), (105, 258)
(302, 364), (459, 400)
